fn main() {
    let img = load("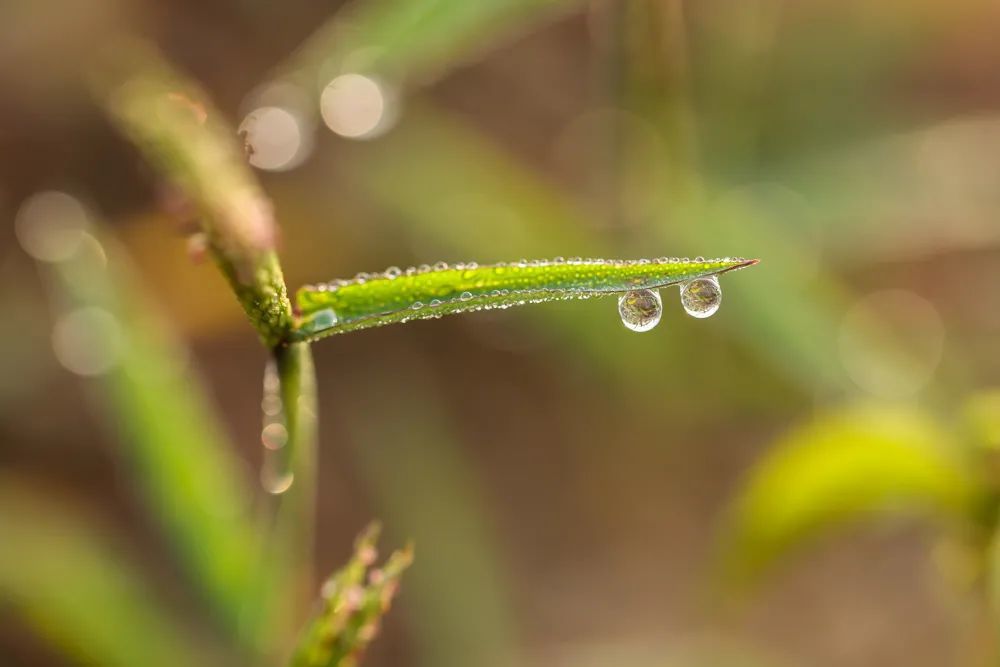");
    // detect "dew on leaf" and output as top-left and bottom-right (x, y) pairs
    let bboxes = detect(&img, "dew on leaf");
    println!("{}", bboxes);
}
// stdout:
(618, 289), (662, 332)
(680, 276), (721, 318)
